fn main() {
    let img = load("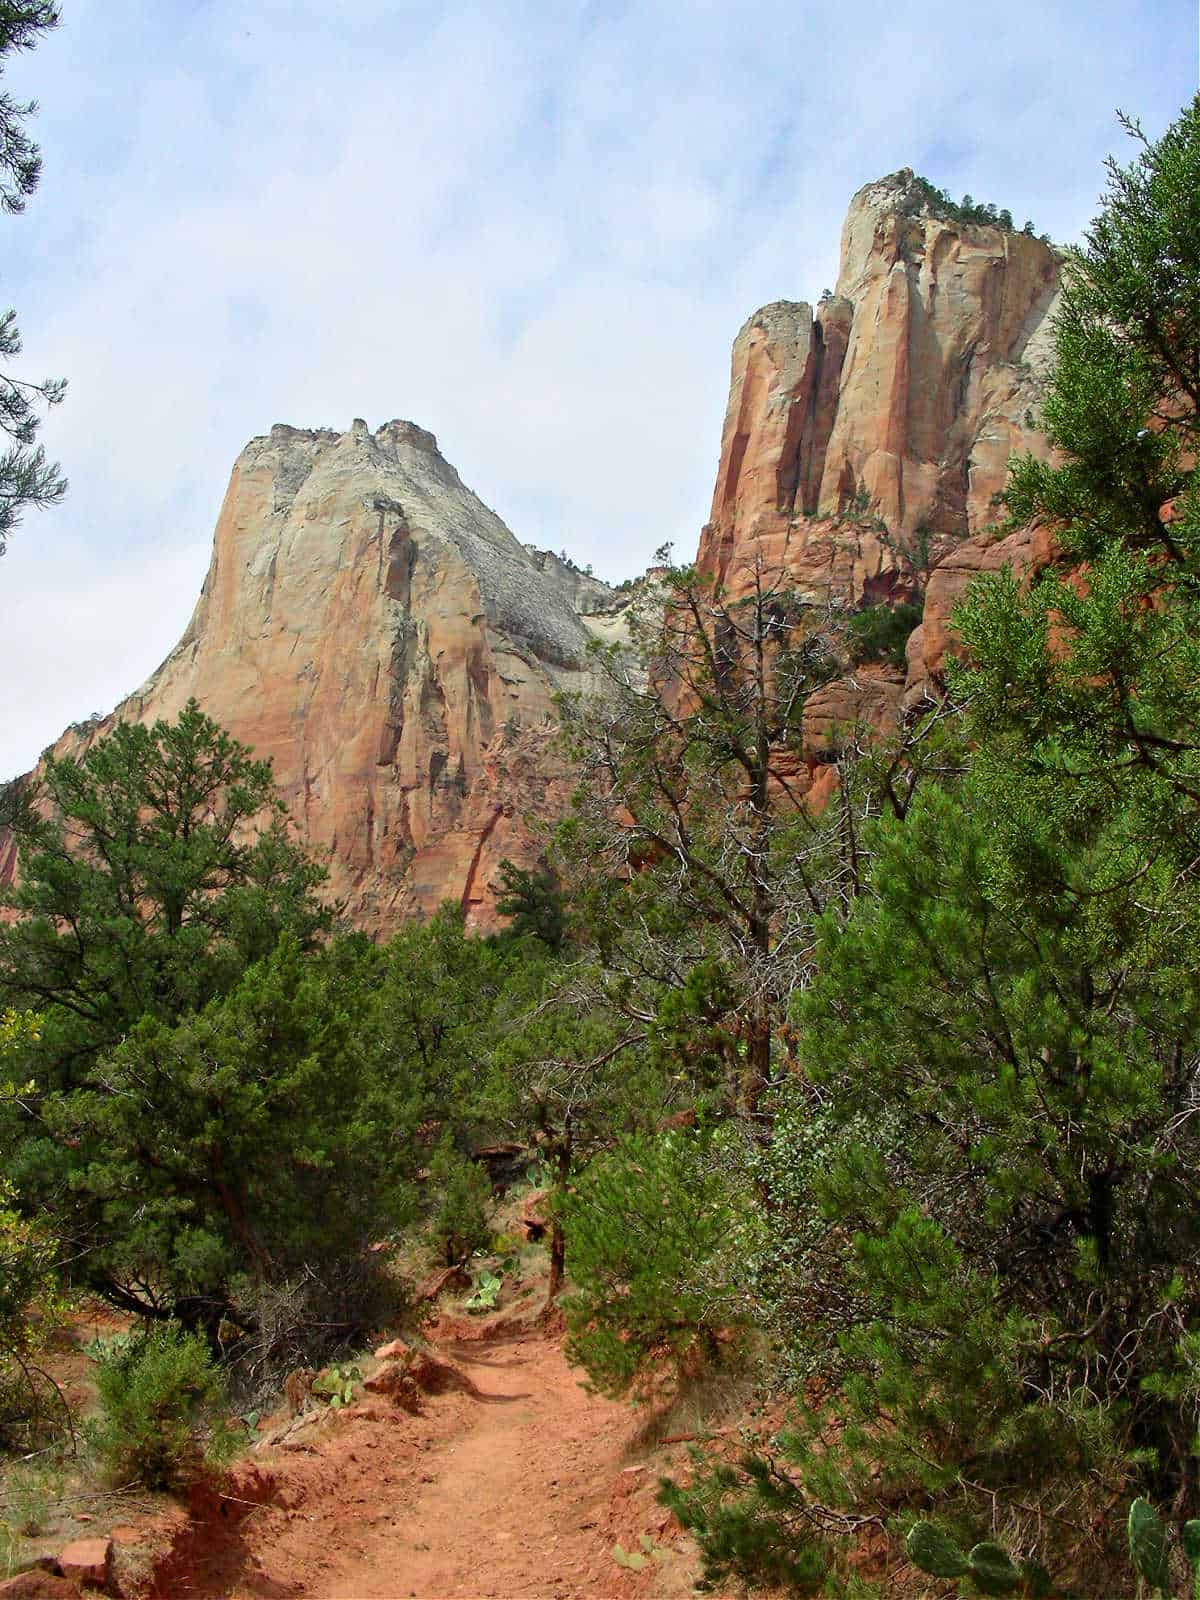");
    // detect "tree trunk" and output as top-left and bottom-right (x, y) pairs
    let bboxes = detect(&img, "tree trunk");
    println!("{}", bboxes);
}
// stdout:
(547, 1218), (565, 1303)
(546, 1125), (572, 1304)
